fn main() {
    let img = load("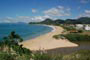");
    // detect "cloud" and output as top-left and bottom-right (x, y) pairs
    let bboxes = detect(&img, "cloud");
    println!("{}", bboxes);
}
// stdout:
(85, 10), (90, 14)
(80, 0), (89, 4)
(0, 17), (15, 23)
(32, 8), (37, 13)
(43, 6), (71, 16)
(0, 15), (52, 23)
(57, 6), (64, 10)
(30, 15), (52, 22)
(0, 6), (71, 23)
(78, 10), (90, 18)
